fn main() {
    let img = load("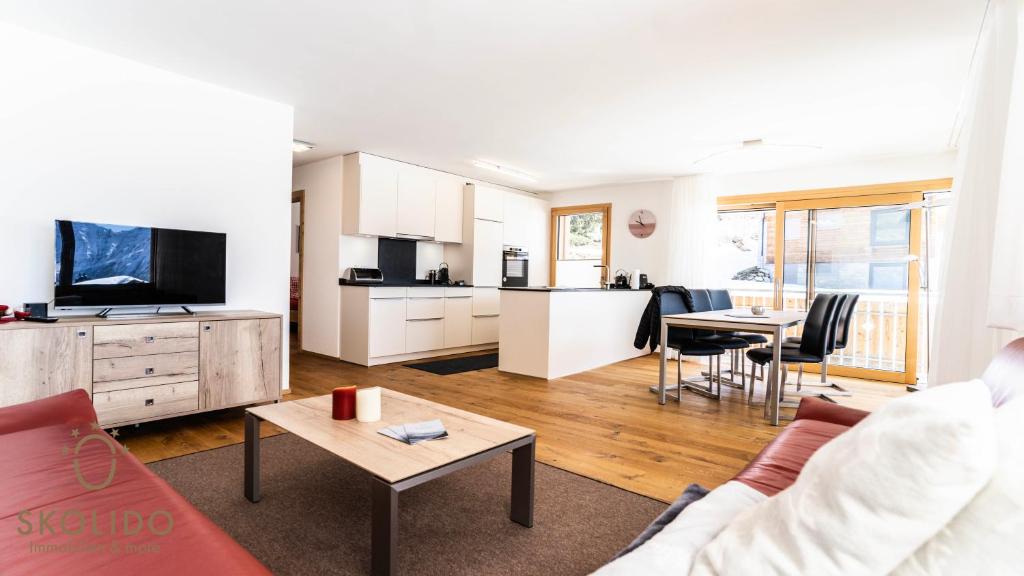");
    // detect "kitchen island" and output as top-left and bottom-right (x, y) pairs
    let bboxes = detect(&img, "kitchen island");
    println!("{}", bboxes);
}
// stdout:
(498, 287), (652, 379)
